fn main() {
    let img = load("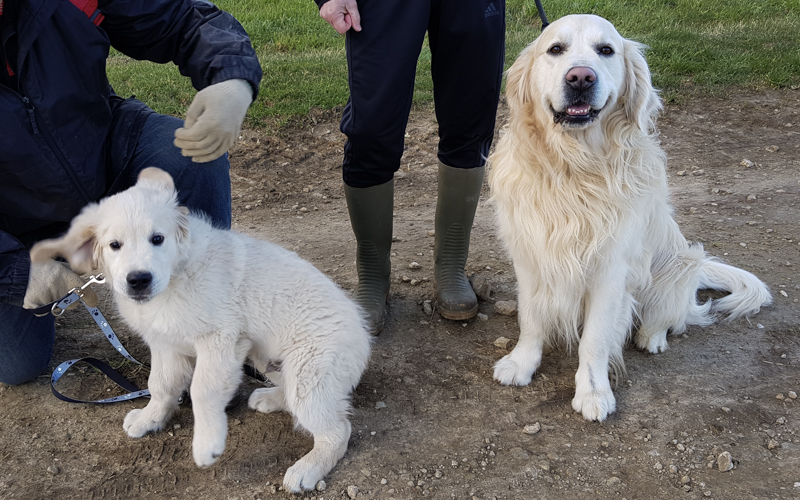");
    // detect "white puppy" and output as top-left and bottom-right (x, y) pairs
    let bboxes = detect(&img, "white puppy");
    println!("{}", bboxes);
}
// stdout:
(488, 15), (771, 421)
(30, 168), (371, 492)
